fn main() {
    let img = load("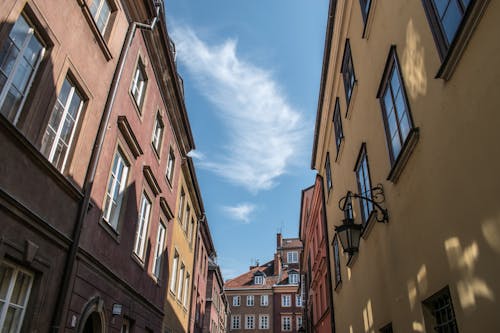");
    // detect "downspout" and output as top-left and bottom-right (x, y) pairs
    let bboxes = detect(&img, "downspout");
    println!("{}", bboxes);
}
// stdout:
(50, 3), (162, 332)
(189, 213), (205, 333)
(318, 174), (336, 333)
